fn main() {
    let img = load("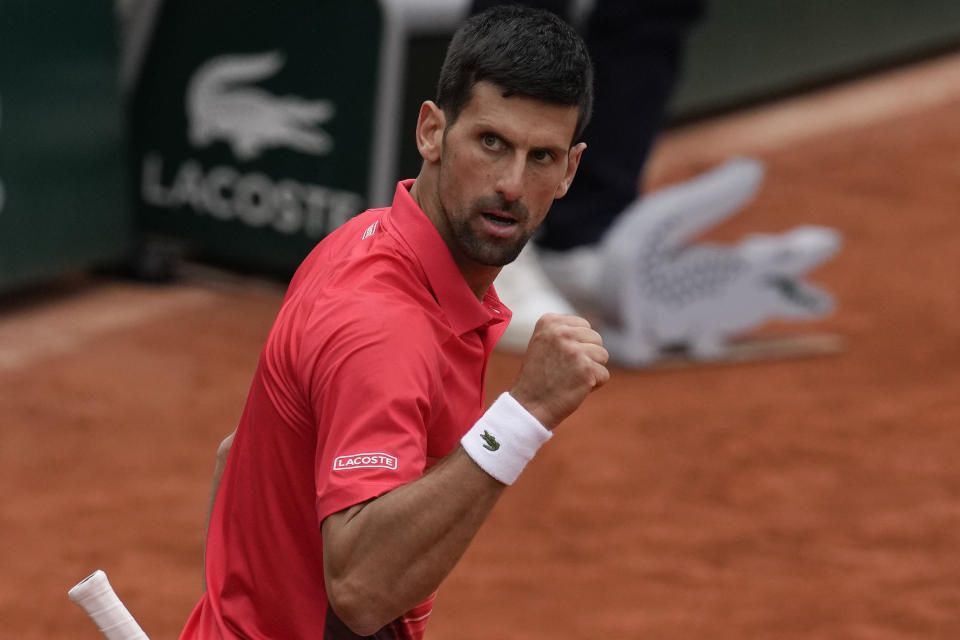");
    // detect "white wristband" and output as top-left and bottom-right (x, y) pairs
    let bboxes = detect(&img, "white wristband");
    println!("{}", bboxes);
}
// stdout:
(461, 393), (552, 485)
